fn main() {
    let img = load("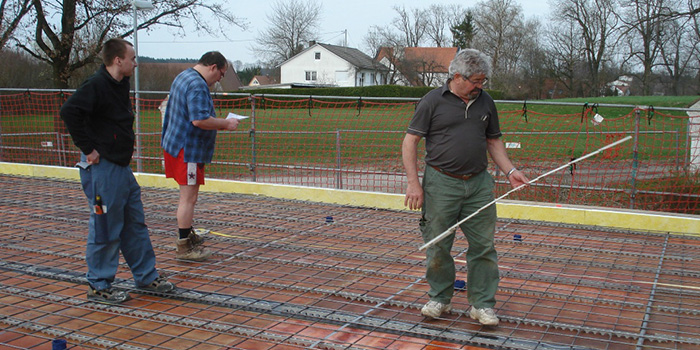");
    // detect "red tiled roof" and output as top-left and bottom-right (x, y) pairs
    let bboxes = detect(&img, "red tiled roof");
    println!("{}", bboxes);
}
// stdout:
(376, 47), (457, 73)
